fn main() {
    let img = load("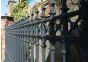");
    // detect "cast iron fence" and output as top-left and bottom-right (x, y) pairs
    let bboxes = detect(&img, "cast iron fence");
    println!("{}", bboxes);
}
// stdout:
(5, 0), (88, 62)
